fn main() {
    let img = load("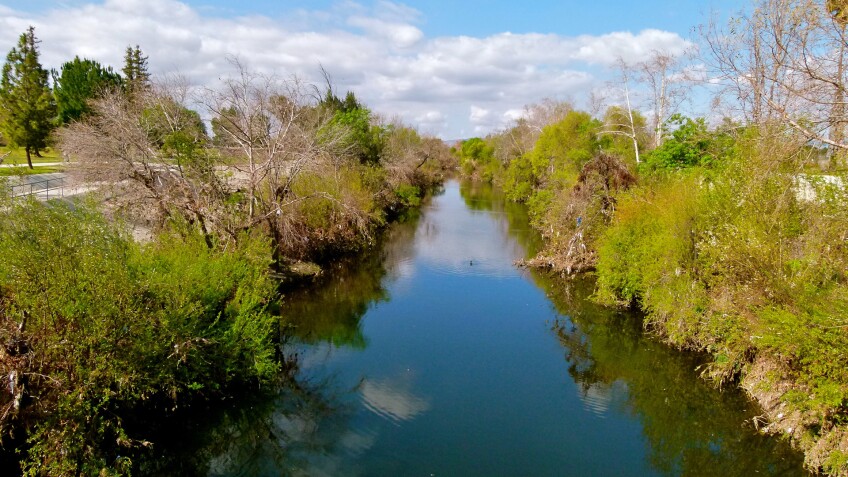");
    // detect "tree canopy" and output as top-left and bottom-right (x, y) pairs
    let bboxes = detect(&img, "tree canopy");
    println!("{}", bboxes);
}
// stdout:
(122, 45), (150, 98)
(53, 56), (122, 124)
